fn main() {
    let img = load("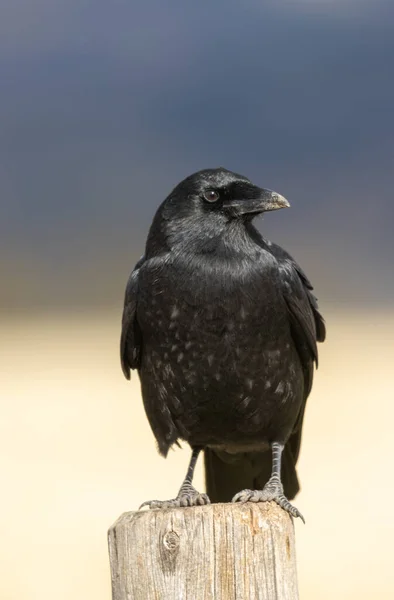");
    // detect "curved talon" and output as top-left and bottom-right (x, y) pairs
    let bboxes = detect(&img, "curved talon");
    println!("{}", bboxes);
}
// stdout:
(139, 499), (166, 510)
(232, 489), (255, 503)
(274, 495), (305, 523)
(139, 492), (210, 511)
(197, 493), (211, 505)
(232, 487), (304, 522)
